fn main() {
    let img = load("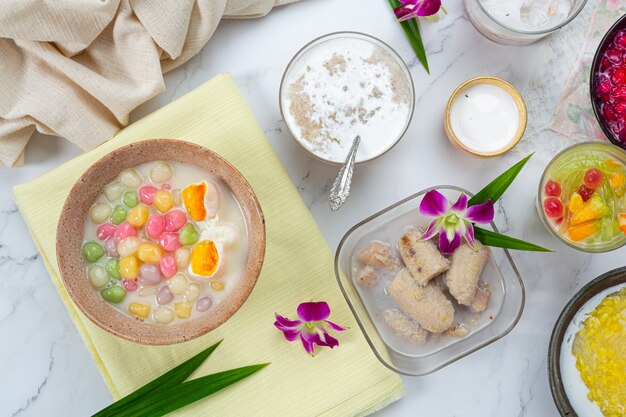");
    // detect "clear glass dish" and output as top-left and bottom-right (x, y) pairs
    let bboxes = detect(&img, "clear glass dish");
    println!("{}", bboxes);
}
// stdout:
(536, 142), (626, 253)
(464, 0), (588, 45)
(334, 186), (525, 375)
